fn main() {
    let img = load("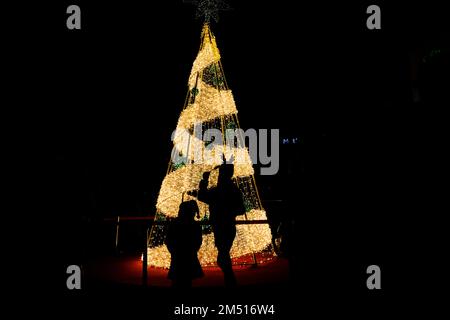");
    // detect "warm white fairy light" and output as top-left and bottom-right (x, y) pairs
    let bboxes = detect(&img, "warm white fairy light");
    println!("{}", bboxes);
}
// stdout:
(177, 82), (238, 130)
(156, 144), (255, 217)
(188, 24), (221, 89)
(147, 209), (273, 268)
(172, 130), (255, 170)
(228, 147), (254, 177)
(172, 128), (205, 161)
(148, 23), (274, 268)
(156, 163), (212, 217)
